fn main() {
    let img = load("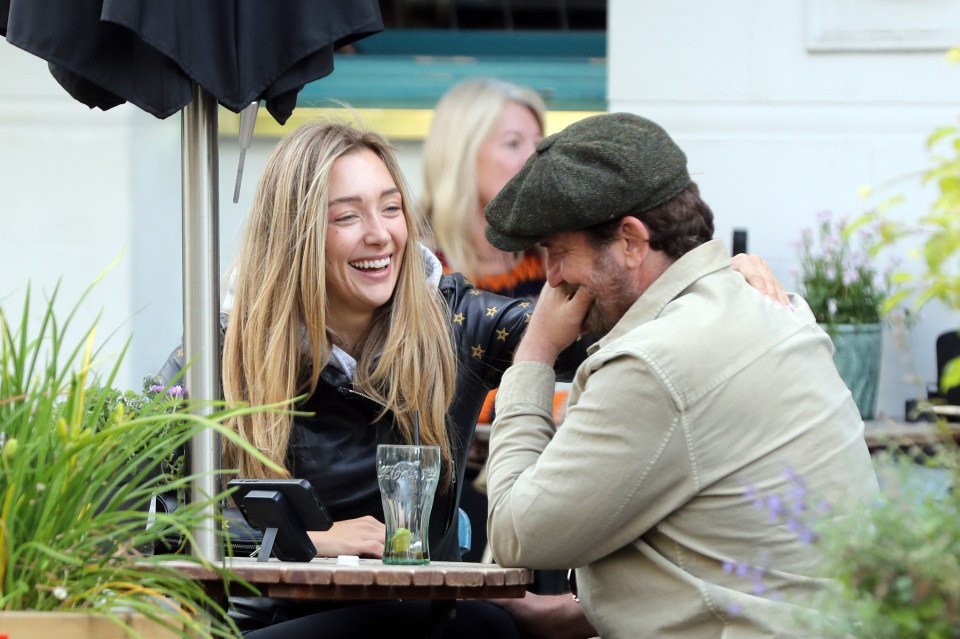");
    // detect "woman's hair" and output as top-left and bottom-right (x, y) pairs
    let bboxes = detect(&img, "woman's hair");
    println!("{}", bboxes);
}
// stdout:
(222, 120), (457, 481)
(584, 182), (715, 259)
(421, 78), (546, 278)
